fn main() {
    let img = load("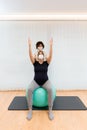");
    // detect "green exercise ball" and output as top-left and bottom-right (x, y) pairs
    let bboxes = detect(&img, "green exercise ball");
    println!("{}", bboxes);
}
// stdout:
(26, 86), (56, 107)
